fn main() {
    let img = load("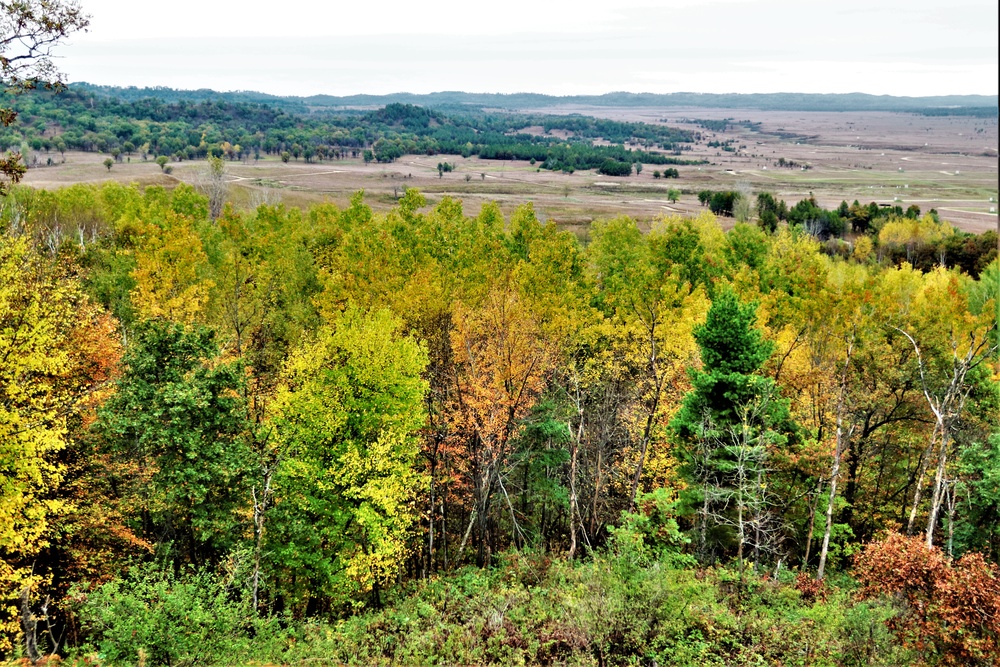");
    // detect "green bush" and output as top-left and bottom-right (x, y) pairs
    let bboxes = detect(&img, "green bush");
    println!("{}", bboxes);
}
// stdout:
(71, 558), (288, 666)
(67, 551), (907, 666)
(609, 487), (692, 564)
(597, 159), (633, 177)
